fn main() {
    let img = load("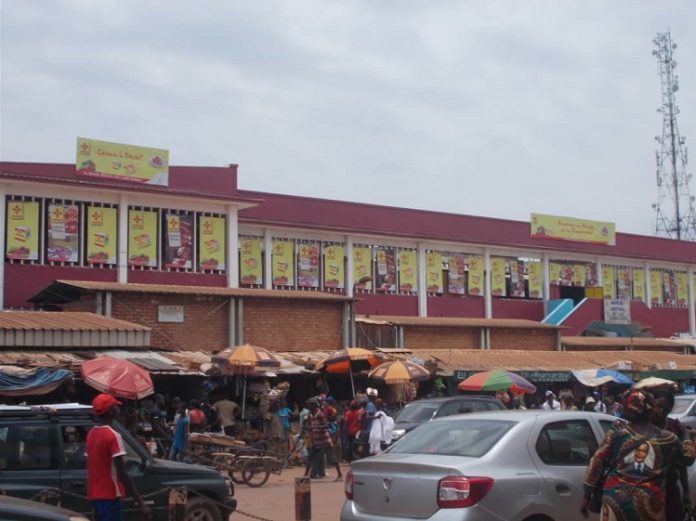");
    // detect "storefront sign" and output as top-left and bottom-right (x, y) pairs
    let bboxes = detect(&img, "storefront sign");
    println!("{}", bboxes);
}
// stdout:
(352, 247), (372, 290)
(398, 250), (418, 293)
(602, 265), (616, 299)
(199, 216), (226, 271)
(47, 203), (79, 262)
(375, 248), (396, 292)
(530, 213), (616, 246)
(76, 137), (169, 186)
(158, 305), (184, 323)
(272, 240), (295, 286)
(6, 201), (40, 261)
(323, 245), (344, 289)
(128, 209), (158, 267)
(297, 242), (320, 288)
(528, 261), (543, 299)
(425, 252), (443, 294)
(86, 206), (117, 264)
(454, 370), (572, 383)
(490, 257), (506, 297)
(467, 255), (484, 296)
(240, 239), (263, 285)
(604, 299), (631, 324)
(163, 213), (193, 269)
